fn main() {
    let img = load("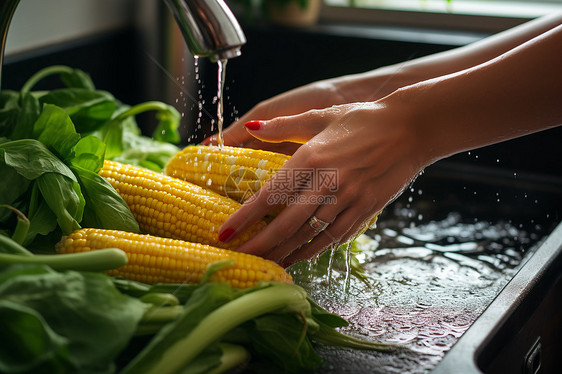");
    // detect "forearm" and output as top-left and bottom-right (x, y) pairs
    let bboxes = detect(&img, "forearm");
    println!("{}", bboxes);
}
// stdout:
(392, 23), (562, 165)
(332, 12), (562, 102)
